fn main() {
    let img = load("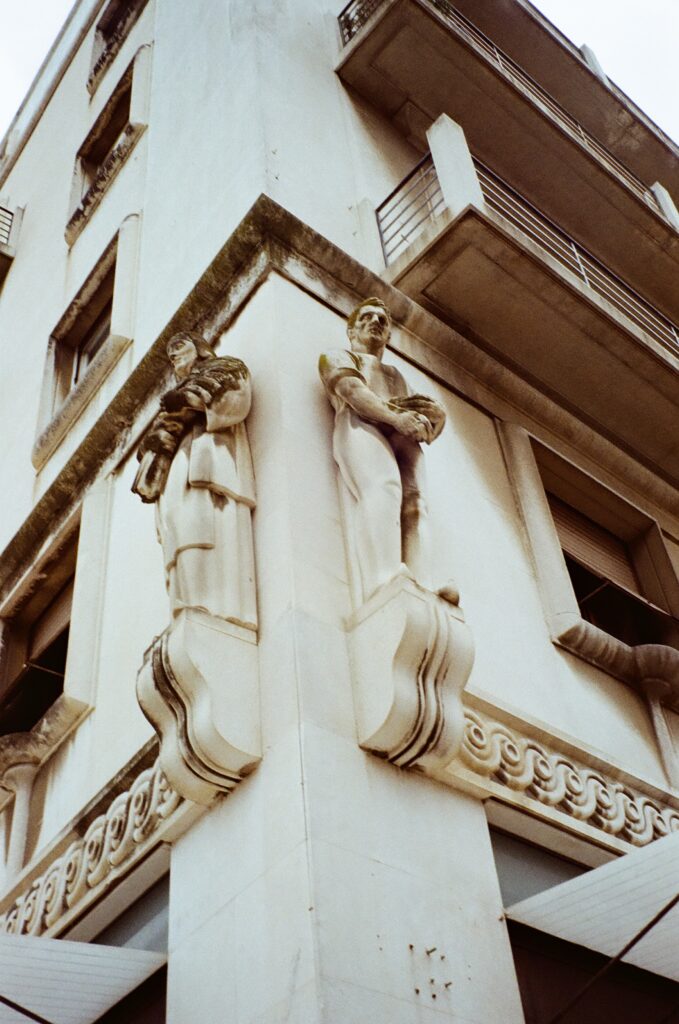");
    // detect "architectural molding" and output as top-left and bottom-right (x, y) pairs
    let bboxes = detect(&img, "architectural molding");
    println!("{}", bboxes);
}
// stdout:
(348, 575), (474, 773)
(450, 706), (679, 849)
(0, 755), (183, 938)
